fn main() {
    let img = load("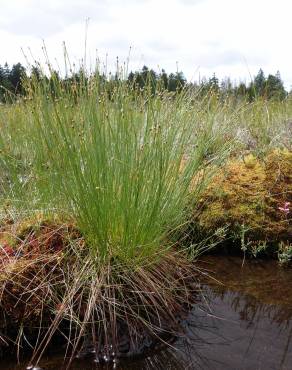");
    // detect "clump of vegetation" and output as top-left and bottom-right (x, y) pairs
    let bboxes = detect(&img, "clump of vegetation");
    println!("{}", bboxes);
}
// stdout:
(0, 57), (230, 367)
(196, 149), (292, 259)
(1, 52), (292, 367)
(0, 214), (200, 365)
